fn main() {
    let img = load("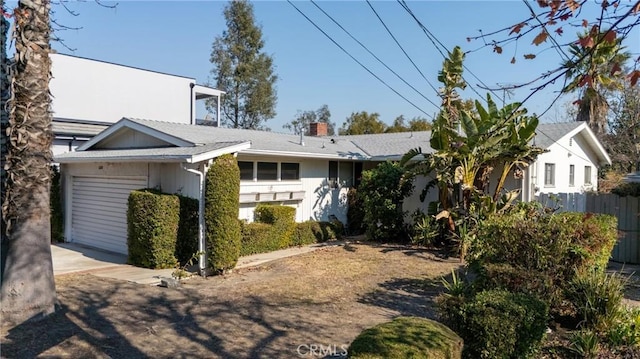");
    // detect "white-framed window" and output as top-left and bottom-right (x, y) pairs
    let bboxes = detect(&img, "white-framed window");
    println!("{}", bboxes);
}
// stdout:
(569, 165), (575, 187)
(238, 161), (300, 182)
(328, 161), (354, 188)
(584, 166), (592, 185)
(544, 163), (555, 186)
